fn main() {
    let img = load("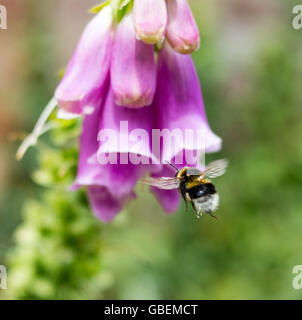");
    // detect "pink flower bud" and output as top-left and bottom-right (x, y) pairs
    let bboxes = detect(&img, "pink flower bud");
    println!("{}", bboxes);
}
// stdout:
(55, 6), (114, 114)
(133, 0), (167, 44)
(166, 0), (200, 54)
(111, 14), (157, 108)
